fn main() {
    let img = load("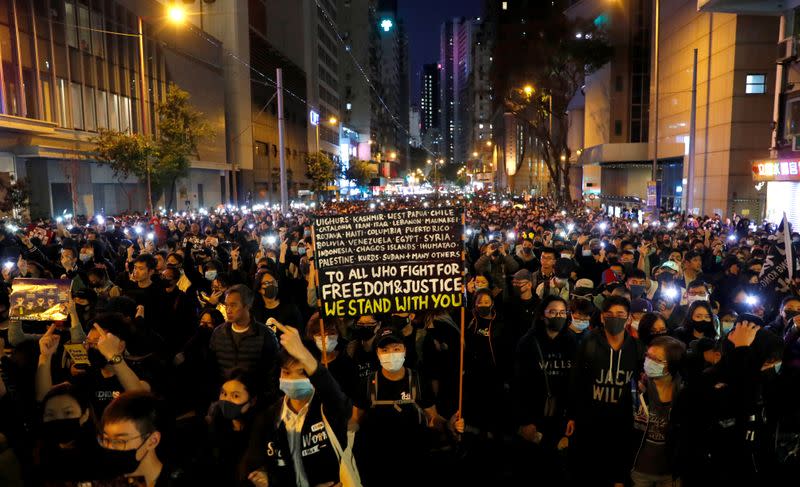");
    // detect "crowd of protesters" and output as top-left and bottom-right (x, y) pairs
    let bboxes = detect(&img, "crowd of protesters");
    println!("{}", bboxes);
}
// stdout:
(0, 193), (797, 486)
